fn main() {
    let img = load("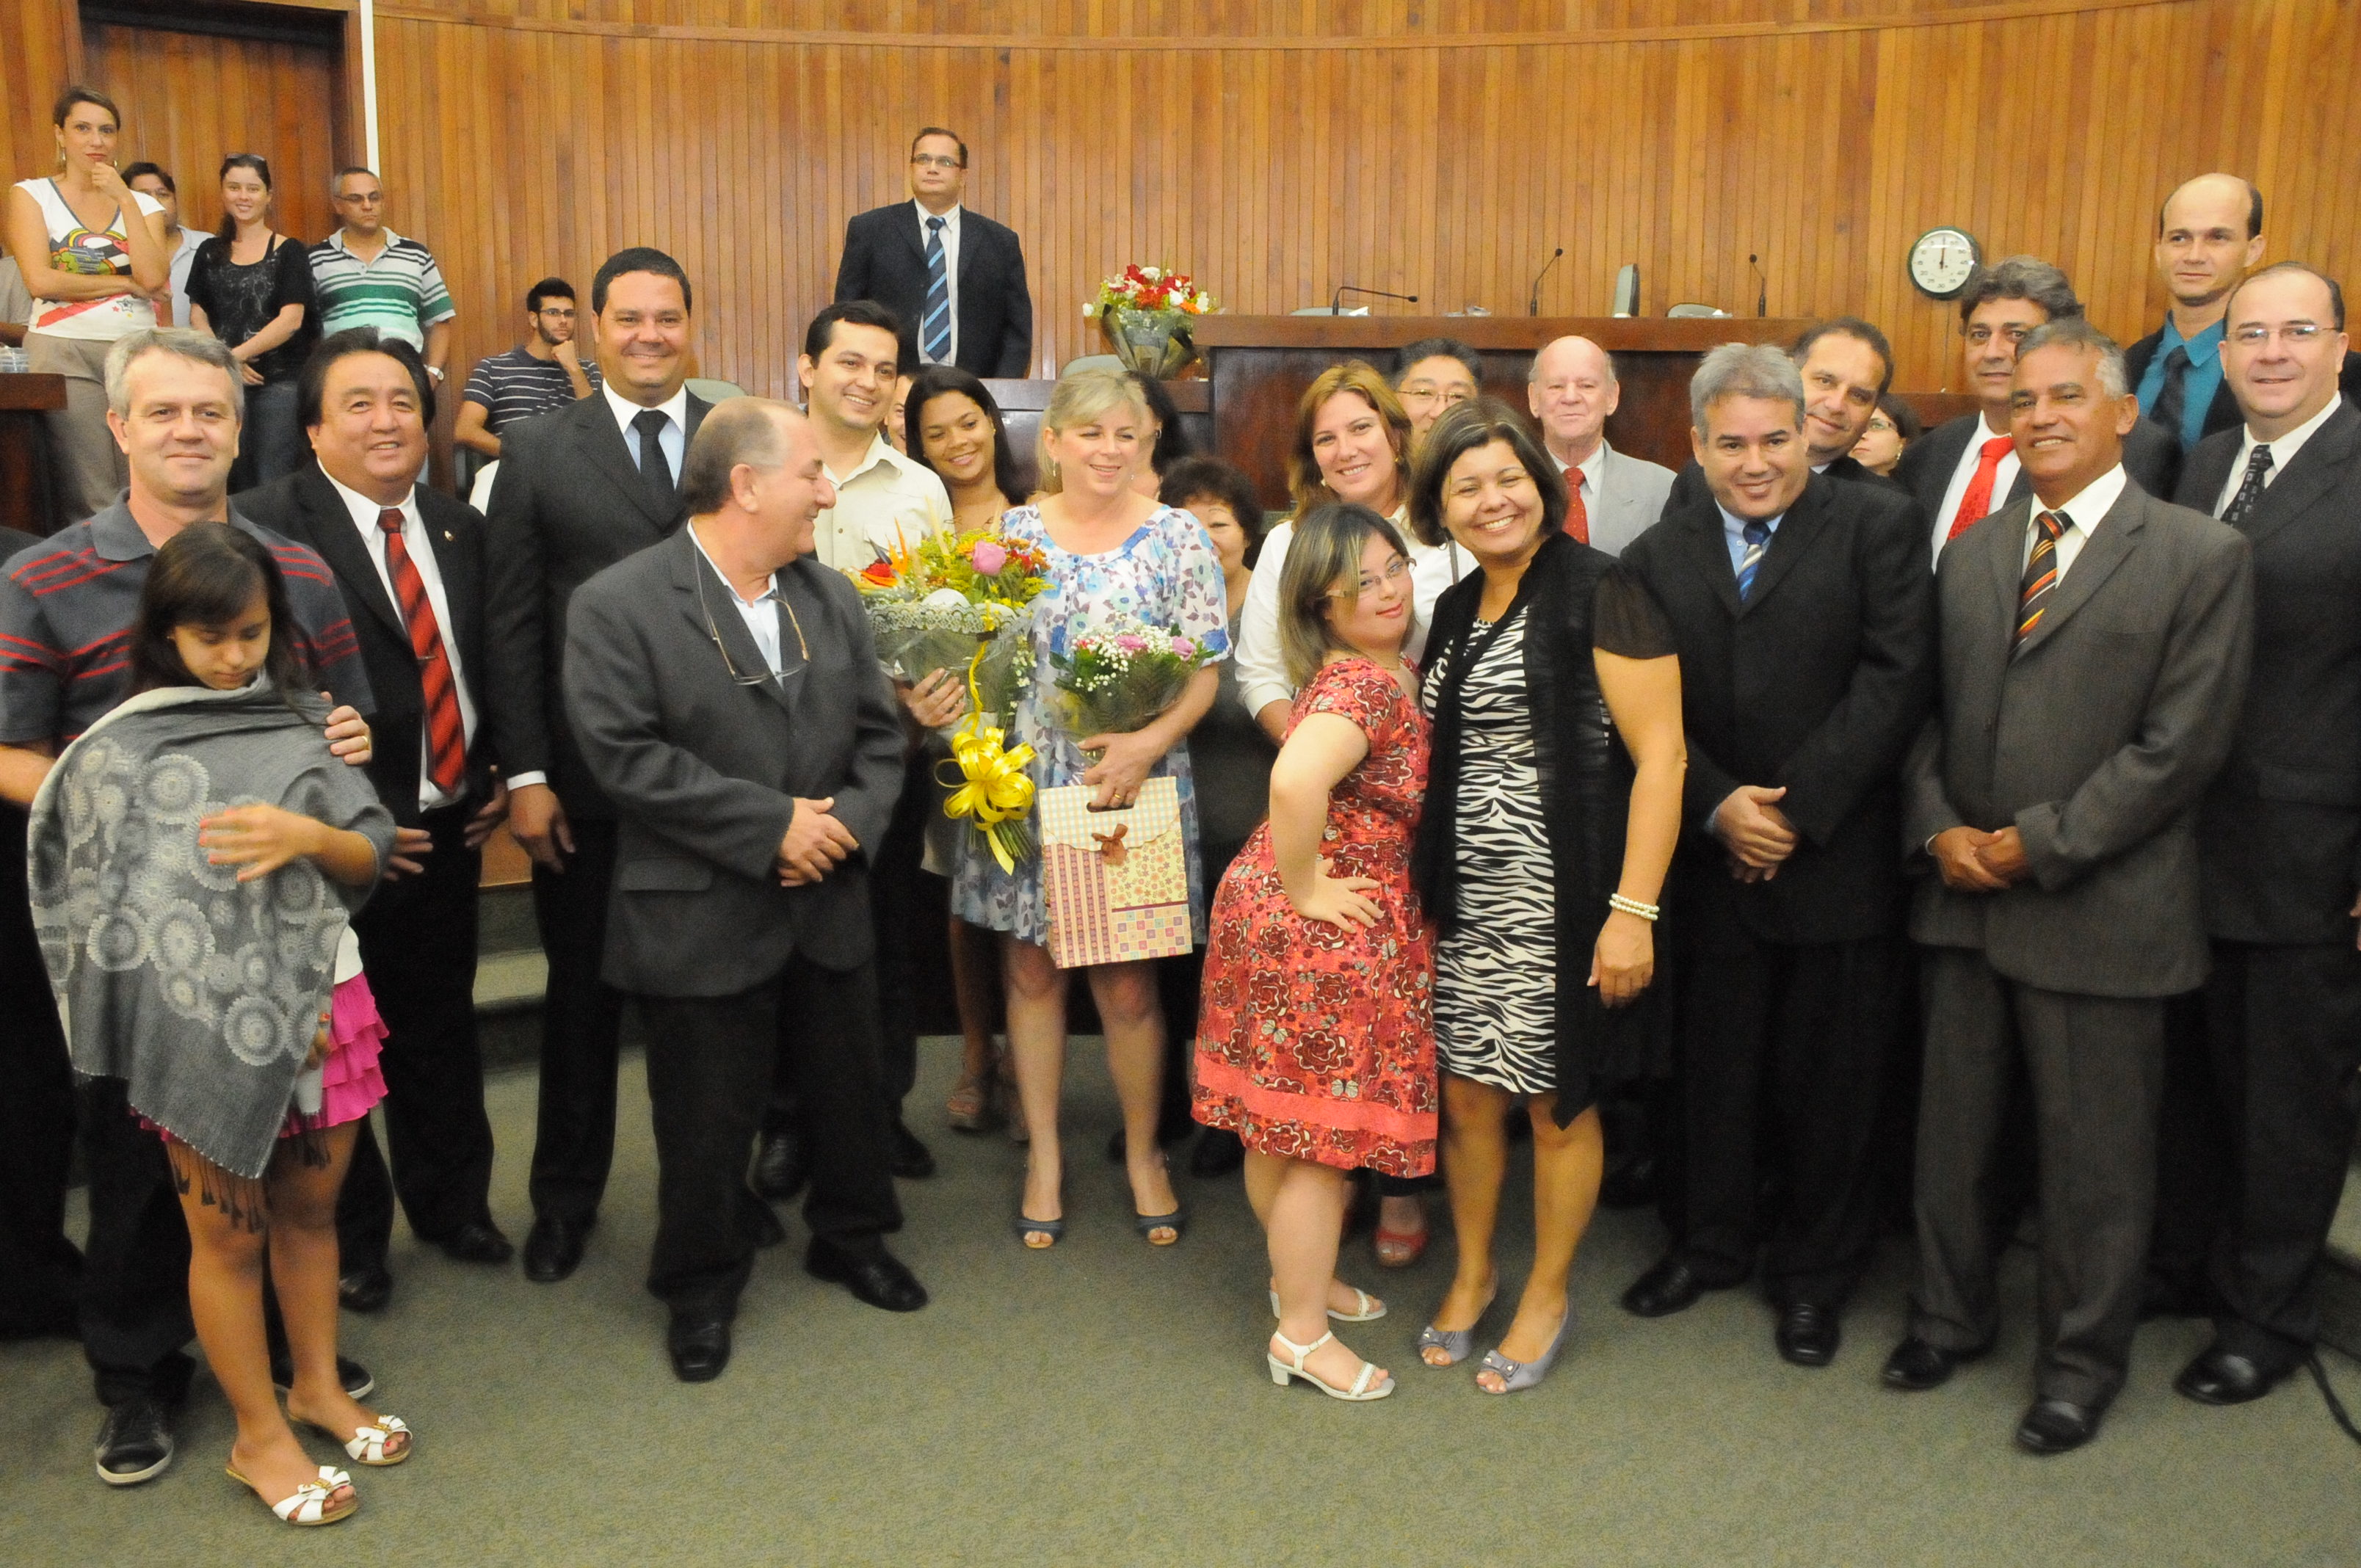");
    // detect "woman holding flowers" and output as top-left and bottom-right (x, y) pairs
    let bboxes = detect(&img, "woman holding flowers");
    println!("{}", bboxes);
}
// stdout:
(949, 367), (1229, 1249)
